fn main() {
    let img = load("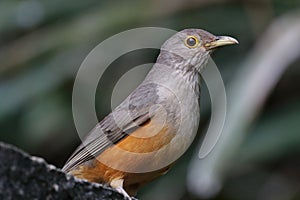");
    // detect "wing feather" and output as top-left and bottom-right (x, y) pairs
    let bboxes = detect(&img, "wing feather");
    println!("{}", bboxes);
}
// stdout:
(62, 83), (159, 172)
